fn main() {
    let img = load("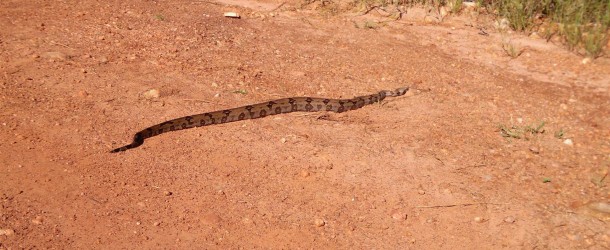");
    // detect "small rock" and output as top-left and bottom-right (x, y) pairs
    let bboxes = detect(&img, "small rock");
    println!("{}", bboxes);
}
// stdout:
(224, 12), (240, 18)
(42, 51), (67, 61)
(153, 222), (160, 226)
(200, 213), (221, 225)
(163, 190), (172, 196)
(300, 170), (310, 177)
(32, 216), (44, 225)
(582, 57), (592, 65)
(77, 90), (89, 98)
(587, 201), (610, 214)
(214, 93), (220, 98)
(211, 82), (218, 87)
(529, 146), (540, 154)
(391, 211), (407, 221)
(242, 217), (254, 225)
(474, 217), (484, 223)
(504, 216), (516, 223)
(142, 89), (160, 99)
(563, 139), (573, 146)
(417, 190), (425, 195)
(314, 218), (325, 227)
(529, 32), (541, 39)
(0, 228), (15, 236)
(280, 138), (287, 143)
(99, 56), (109, 64)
